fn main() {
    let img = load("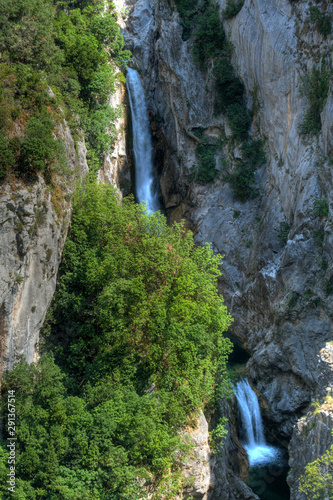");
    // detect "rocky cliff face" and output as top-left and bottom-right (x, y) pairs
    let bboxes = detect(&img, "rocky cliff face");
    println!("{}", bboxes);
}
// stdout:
(118, 0), (332, 497)
(98, 75), (132, 196)
(0, 120), (88, 375)
(287, 342), (333, 500)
